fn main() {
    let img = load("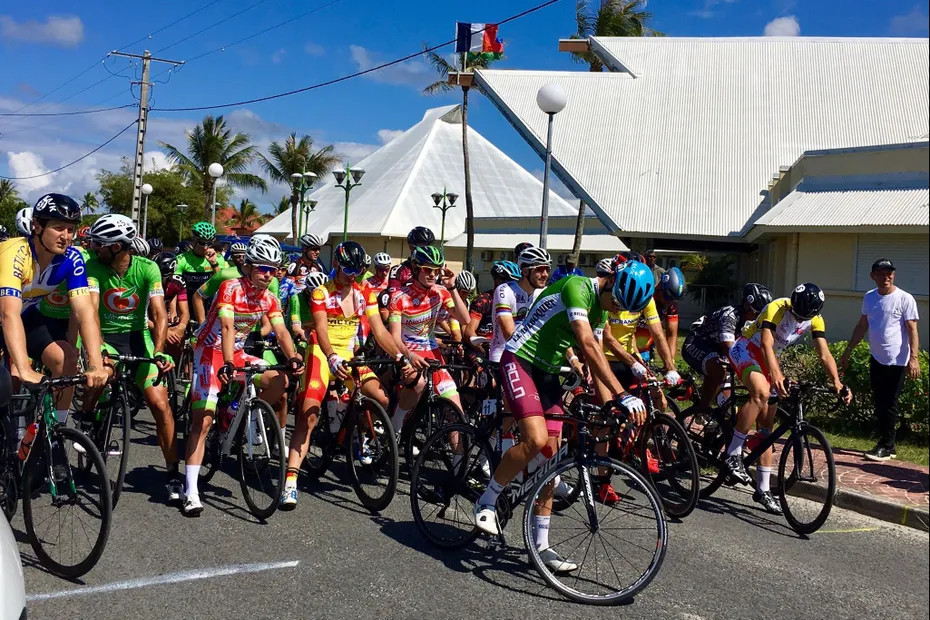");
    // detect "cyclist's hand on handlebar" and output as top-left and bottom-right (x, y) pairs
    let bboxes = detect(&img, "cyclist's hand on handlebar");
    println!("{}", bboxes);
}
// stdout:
(408, 352), (431, 372)
(630, 362), (648, 380)
(154, 353), (175, 373)
(287, 356), (305, 376)
(84, 365), (109, 389)
(663, 369), (682, 386)
(838, 383), (853, 405)
(614, 393), (647, 426)
(772, 372), (790, 399)
(19, 368), (46, 387)
(328, 353), (349, 380)
(400, 362), (419, 383)
(218, 362), (235, 385)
